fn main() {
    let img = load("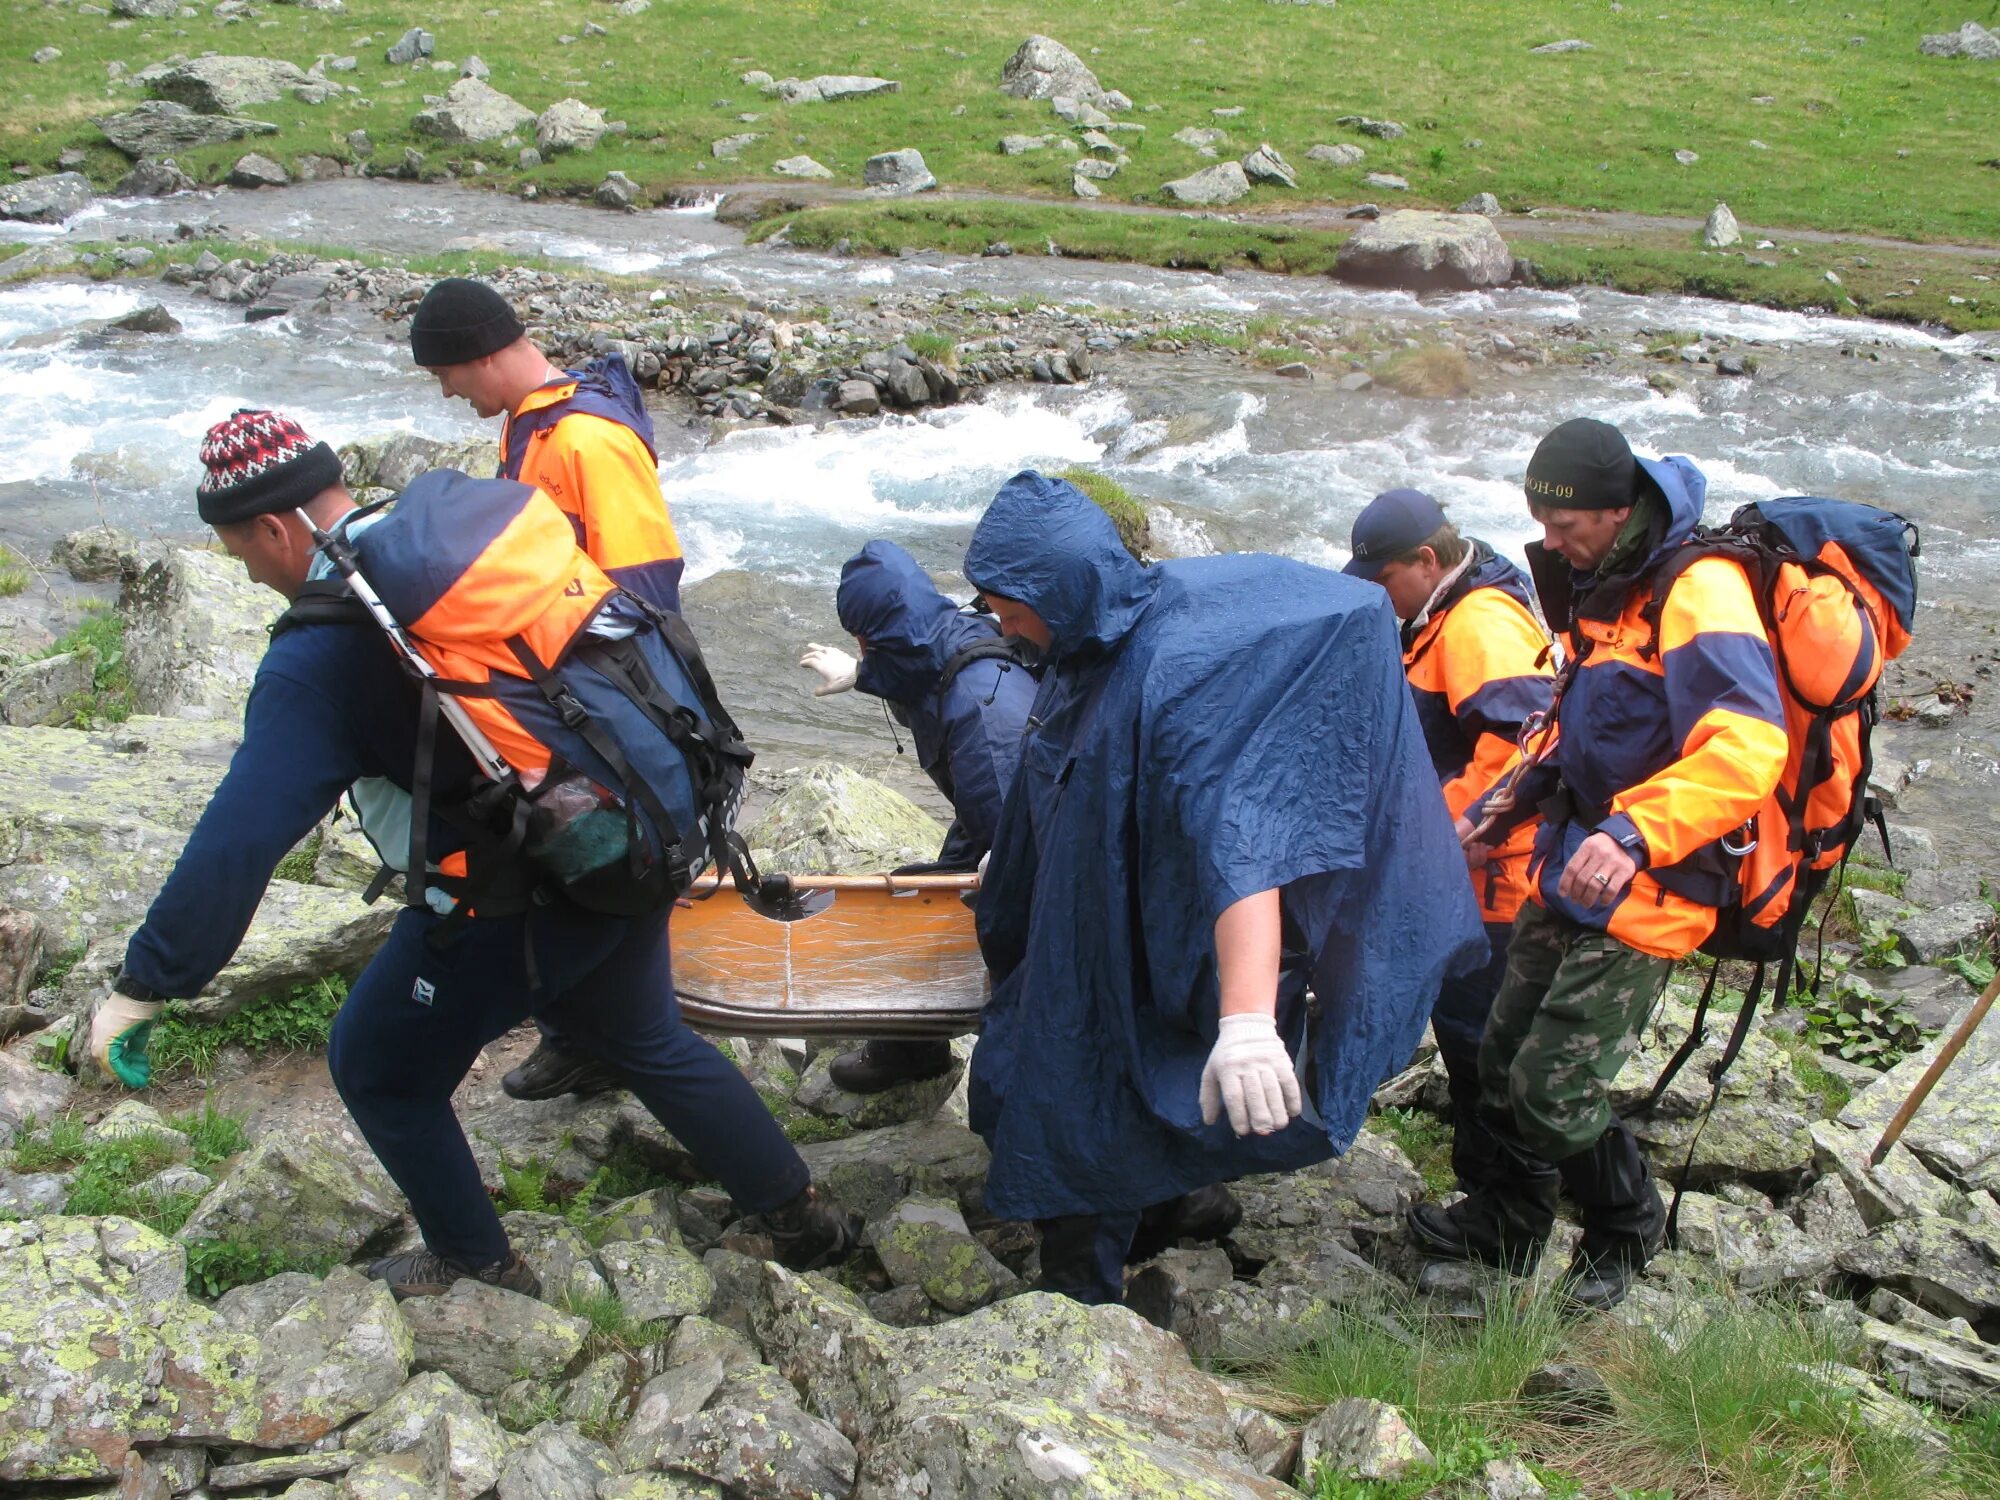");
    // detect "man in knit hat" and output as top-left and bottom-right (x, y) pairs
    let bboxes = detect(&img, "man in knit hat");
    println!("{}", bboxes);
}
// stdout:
(410, 276), (683, 1103)
(80, 409), (861, 1299)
